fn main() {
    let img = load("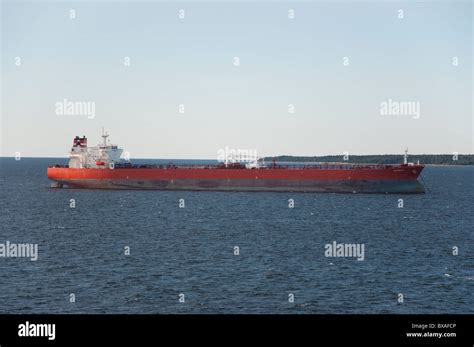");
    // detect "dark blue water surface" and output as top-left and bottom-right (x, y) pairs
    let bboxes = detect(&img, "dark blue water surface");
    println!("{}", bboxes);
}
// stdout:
(0, 158), (472, 313)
